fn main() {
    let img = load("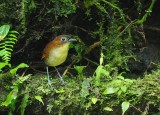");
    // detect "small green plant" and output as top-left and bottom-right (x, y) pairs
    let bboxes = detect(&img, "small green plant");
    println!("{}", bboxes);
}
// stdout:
(0, 74), (31, 115)
(0, 24), (29, 115)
